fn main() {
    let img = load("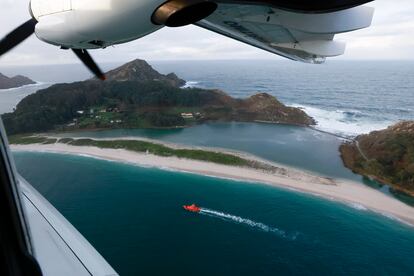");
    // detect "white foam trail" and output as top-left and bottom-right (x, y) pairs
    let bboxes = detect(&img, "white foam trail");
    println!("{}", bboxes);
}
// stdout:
(200, 208), (297, 239)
